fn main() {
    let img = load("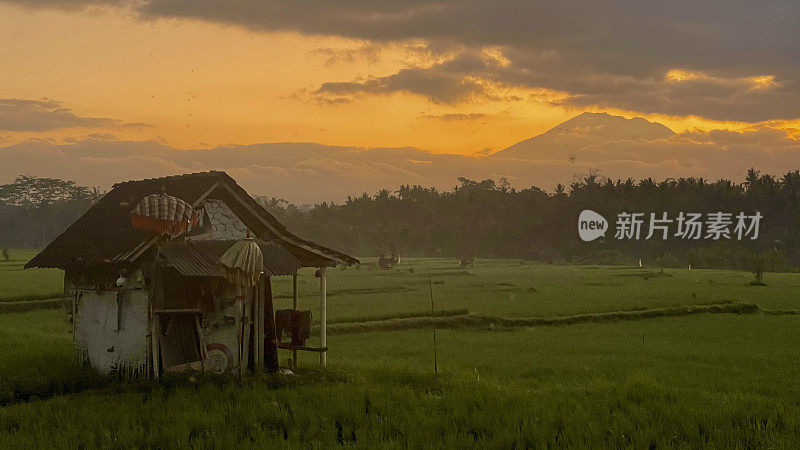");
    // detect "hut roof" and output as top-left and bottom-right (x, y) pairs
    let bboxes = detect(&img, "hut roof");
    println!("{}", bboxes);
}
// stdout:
(26, 171), (358, 269)
(160, 240), (300, 277)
